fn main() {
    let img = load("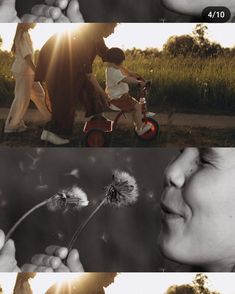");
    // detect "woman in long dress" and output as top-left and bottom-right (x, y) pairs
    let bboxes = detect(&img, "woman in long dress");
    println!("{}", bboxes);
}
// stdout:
(4, 23), (50, 133)
(13, 273), (36, 294)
